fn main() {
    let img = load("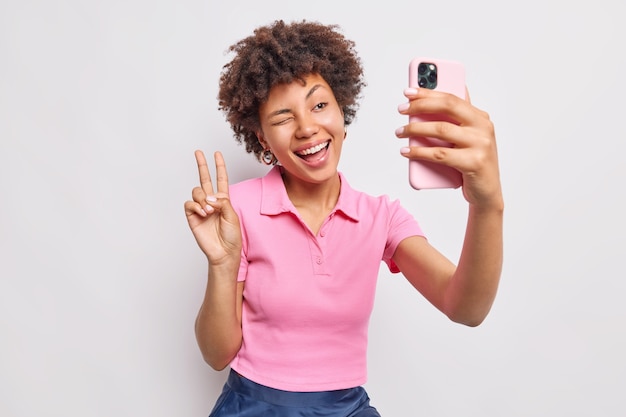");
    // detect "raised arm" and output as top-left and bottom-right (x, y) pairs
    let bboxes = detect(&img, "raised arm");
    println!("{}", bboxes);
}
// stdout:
(394, 87), (504, 326)
(184, 150), (244, 369)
